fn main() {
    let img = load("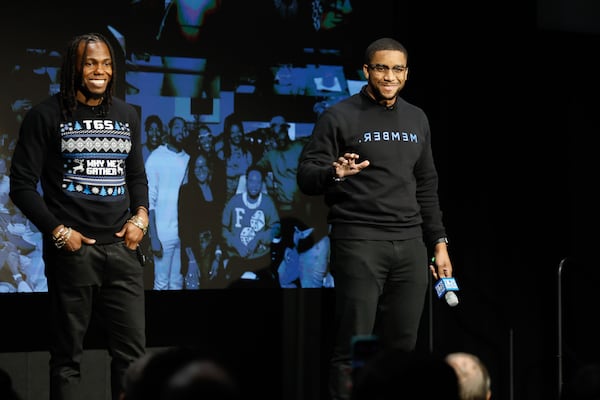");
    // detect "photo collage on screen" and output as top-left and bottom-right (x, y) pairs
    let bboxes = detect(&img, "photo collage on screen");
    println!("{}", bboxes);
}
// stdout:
(0, 0), (365, 292)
